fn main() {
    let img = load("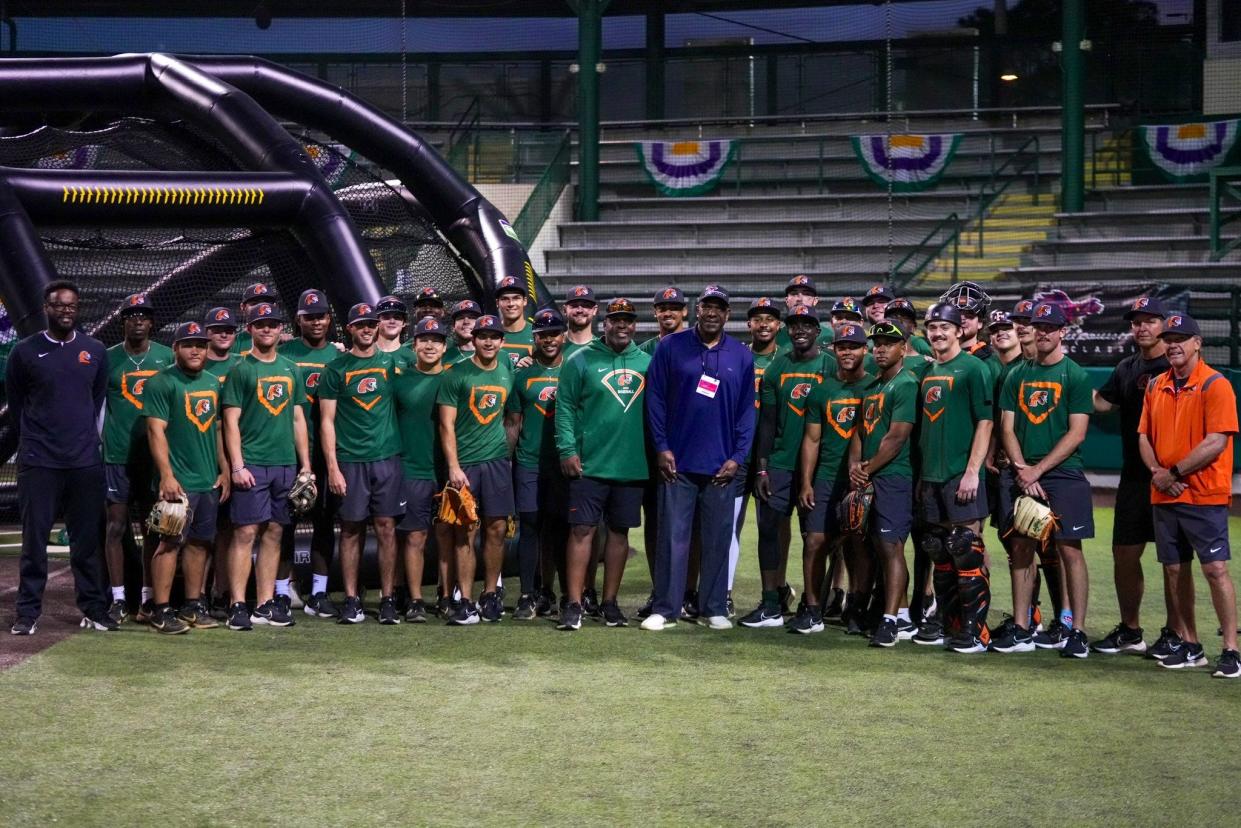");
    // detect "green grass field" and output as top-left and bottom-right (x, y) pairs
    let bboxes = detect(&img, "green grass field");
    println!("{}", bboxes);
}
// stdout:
(2, 507), (1239, 826)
